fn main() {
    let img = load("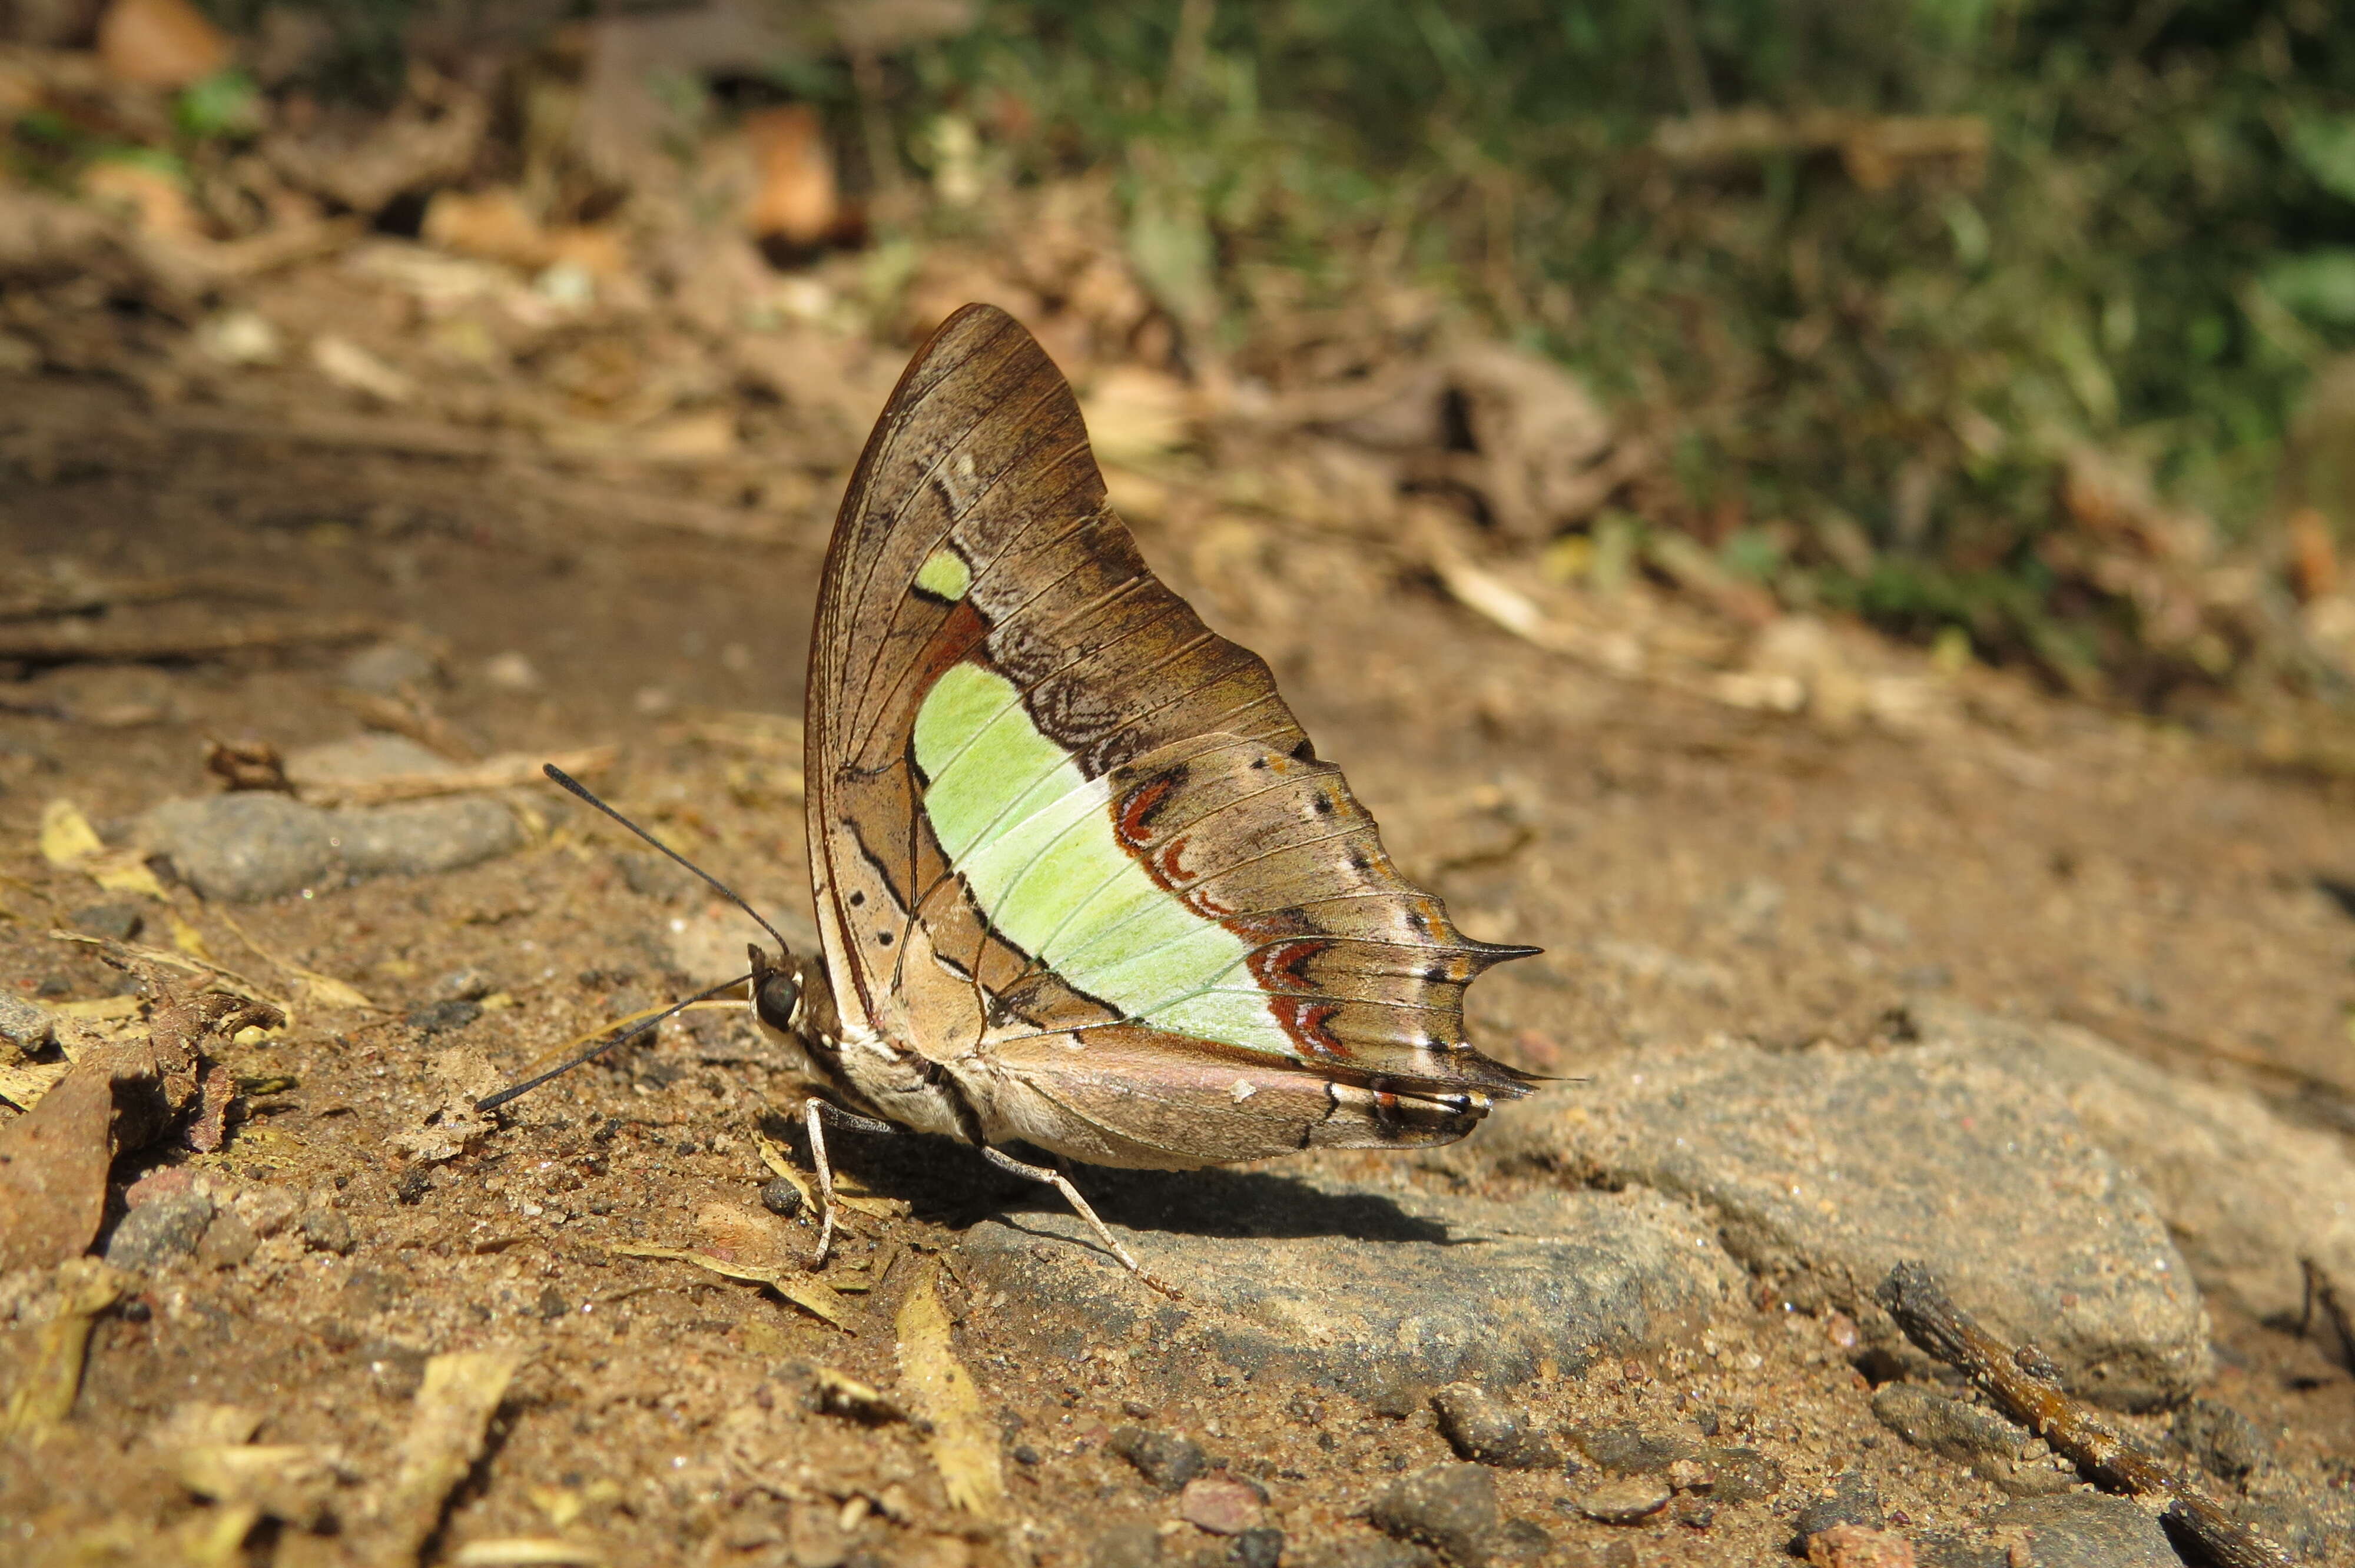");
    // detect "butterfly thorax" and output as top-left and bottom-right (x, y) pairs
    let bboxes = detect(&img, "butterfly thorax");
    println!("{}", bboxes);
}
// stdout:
(748, 942), (976, 1142)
